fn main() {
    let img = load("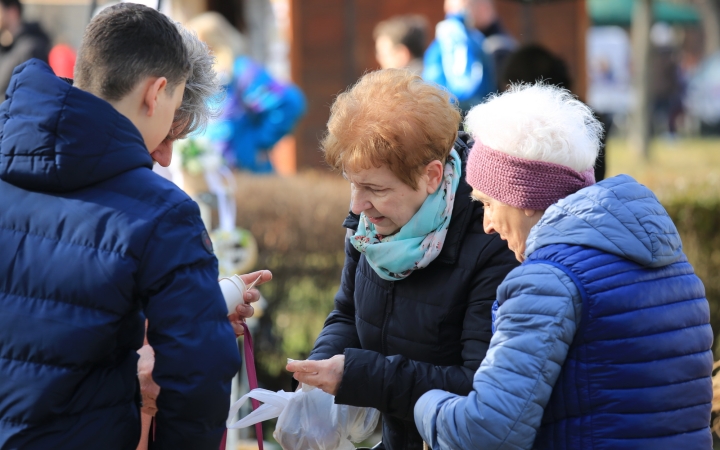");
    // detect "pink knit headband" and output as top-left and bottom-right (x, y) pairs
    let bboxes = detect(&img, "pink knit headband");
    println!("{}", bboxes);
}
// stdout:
(466, 141), (595, 210)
